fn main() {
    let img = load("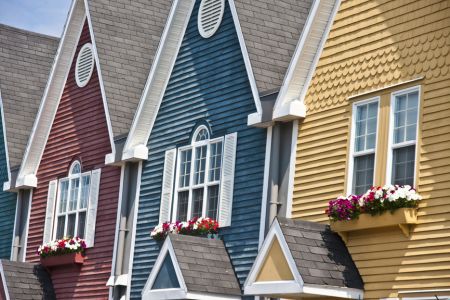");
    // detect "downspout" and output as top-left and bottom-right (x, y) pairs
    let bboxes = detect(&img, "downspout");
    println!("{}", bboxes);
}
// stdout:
(11, 191), (22, 261)
(268, 124), (281, 226)
(114, 164), (129, 278)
